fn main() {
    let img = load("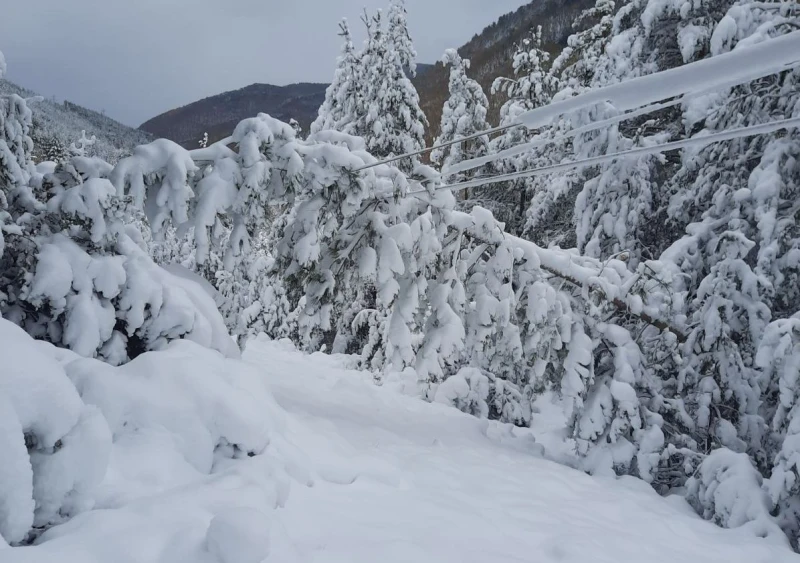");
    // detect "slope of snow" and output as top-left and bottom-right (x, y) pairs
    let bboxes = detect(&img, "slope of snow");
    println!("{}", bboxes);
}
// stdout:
(1, 329), (798, 562)
(0, 79), (152, 162)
